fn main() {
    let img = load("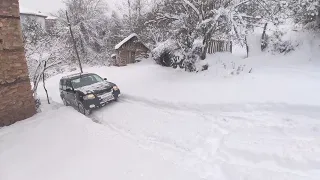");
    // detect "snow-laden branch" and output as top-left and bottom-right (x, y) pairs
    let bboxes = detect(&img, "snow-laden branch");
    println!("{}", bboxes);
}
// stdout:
(182, 0), (202, 20)
(233, 0), (251, 9)
(45, 60), (62, 71)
